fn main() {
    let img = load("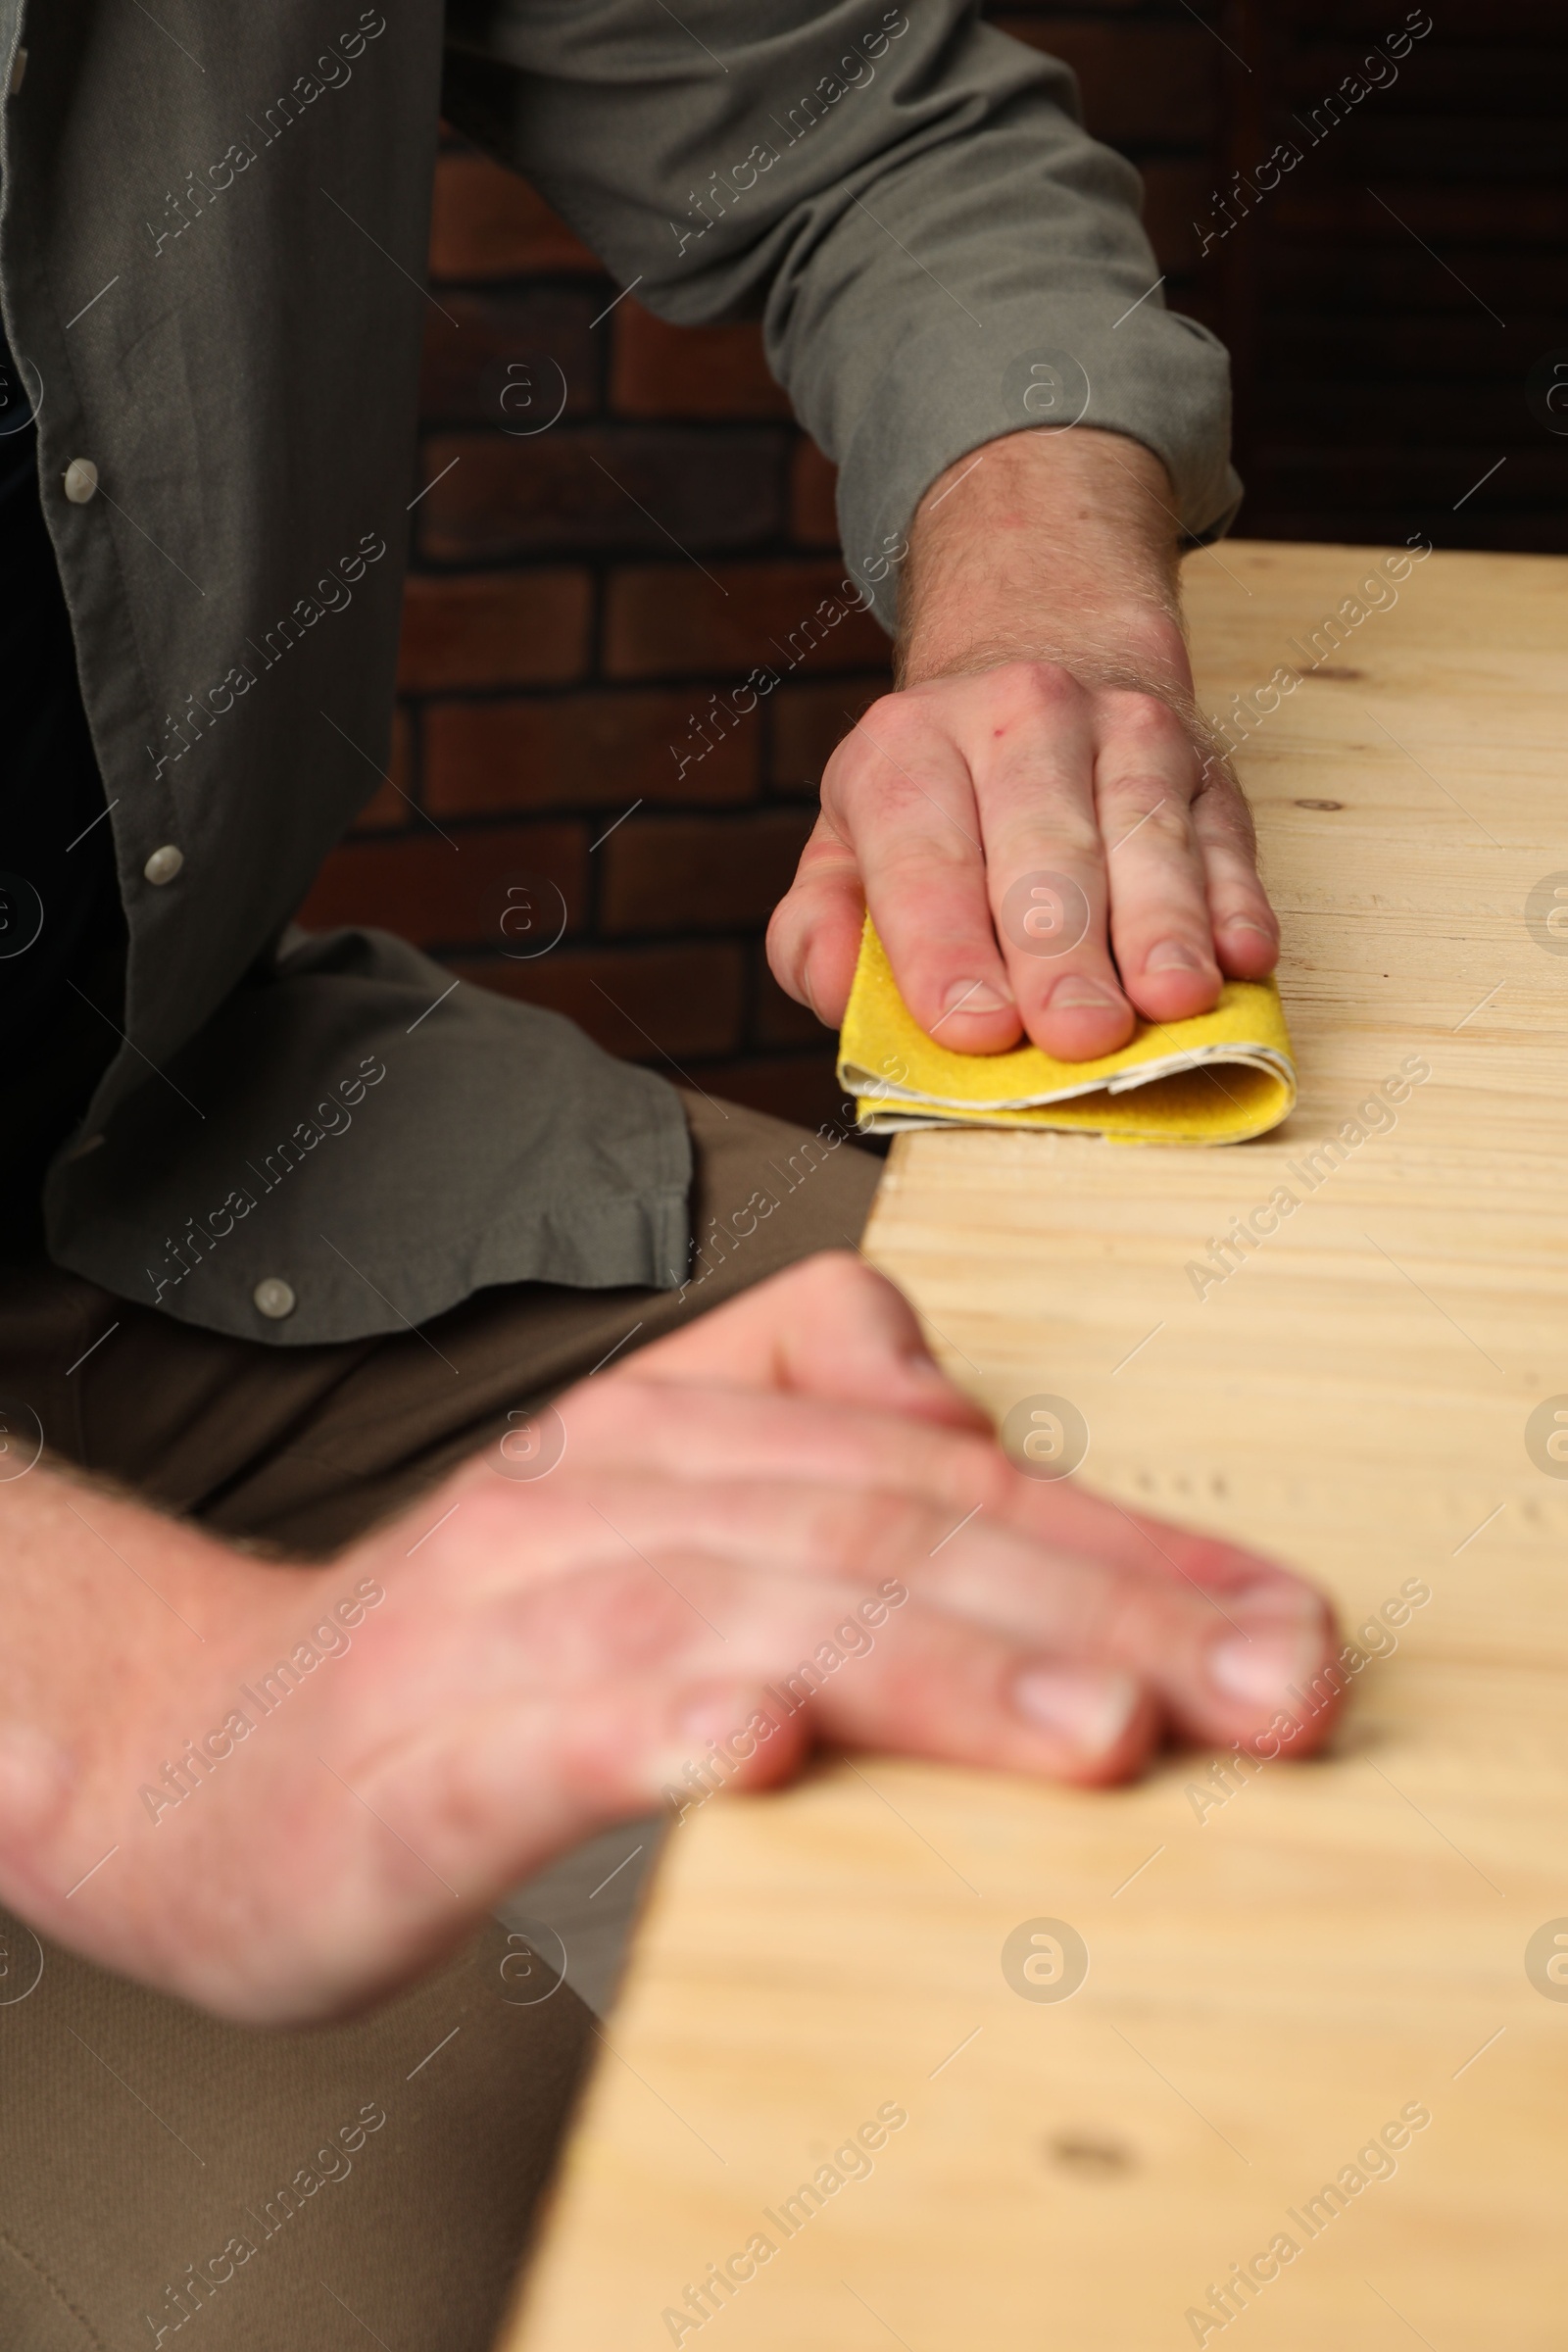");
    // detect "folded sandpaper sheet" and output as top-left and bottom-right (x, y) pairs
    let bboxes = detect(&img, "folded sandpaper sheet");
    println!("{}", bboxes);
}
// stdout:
(837, 919), (1297, 1146)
